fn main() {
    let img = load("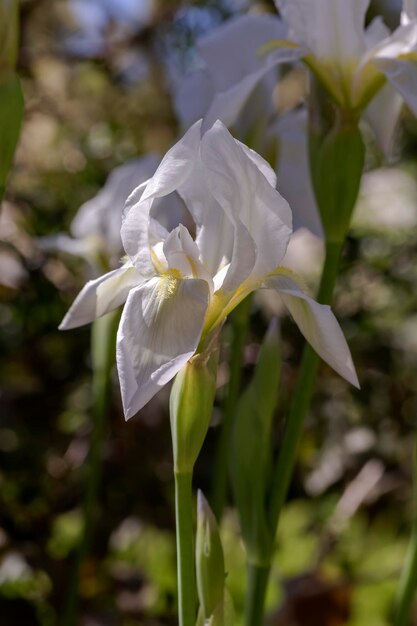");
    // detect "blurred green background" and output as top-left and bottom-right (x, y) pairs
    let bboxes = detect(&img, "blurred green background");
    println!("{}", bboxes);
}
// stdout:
(1, 0), (417, 624)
